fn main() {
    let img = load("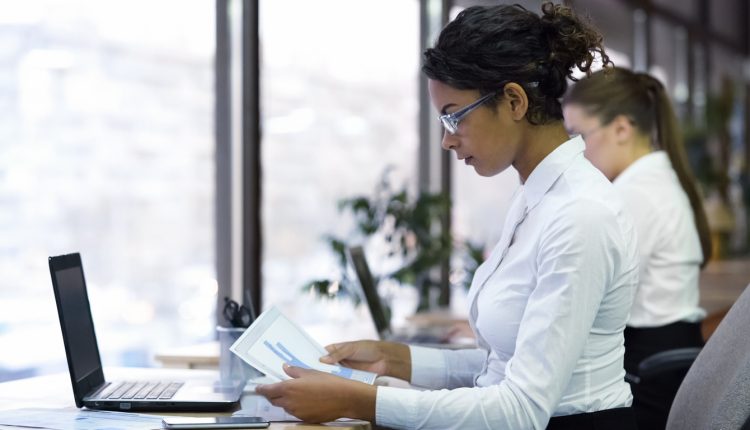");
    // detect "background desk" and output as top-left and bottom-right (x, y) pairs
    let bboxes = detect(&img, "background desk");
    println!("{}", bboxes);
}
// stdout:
(698, 257), (750, 313)
(0, 367), (370, 429)
(698, 257), (750, 339)
(155, 342), (220, 369)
